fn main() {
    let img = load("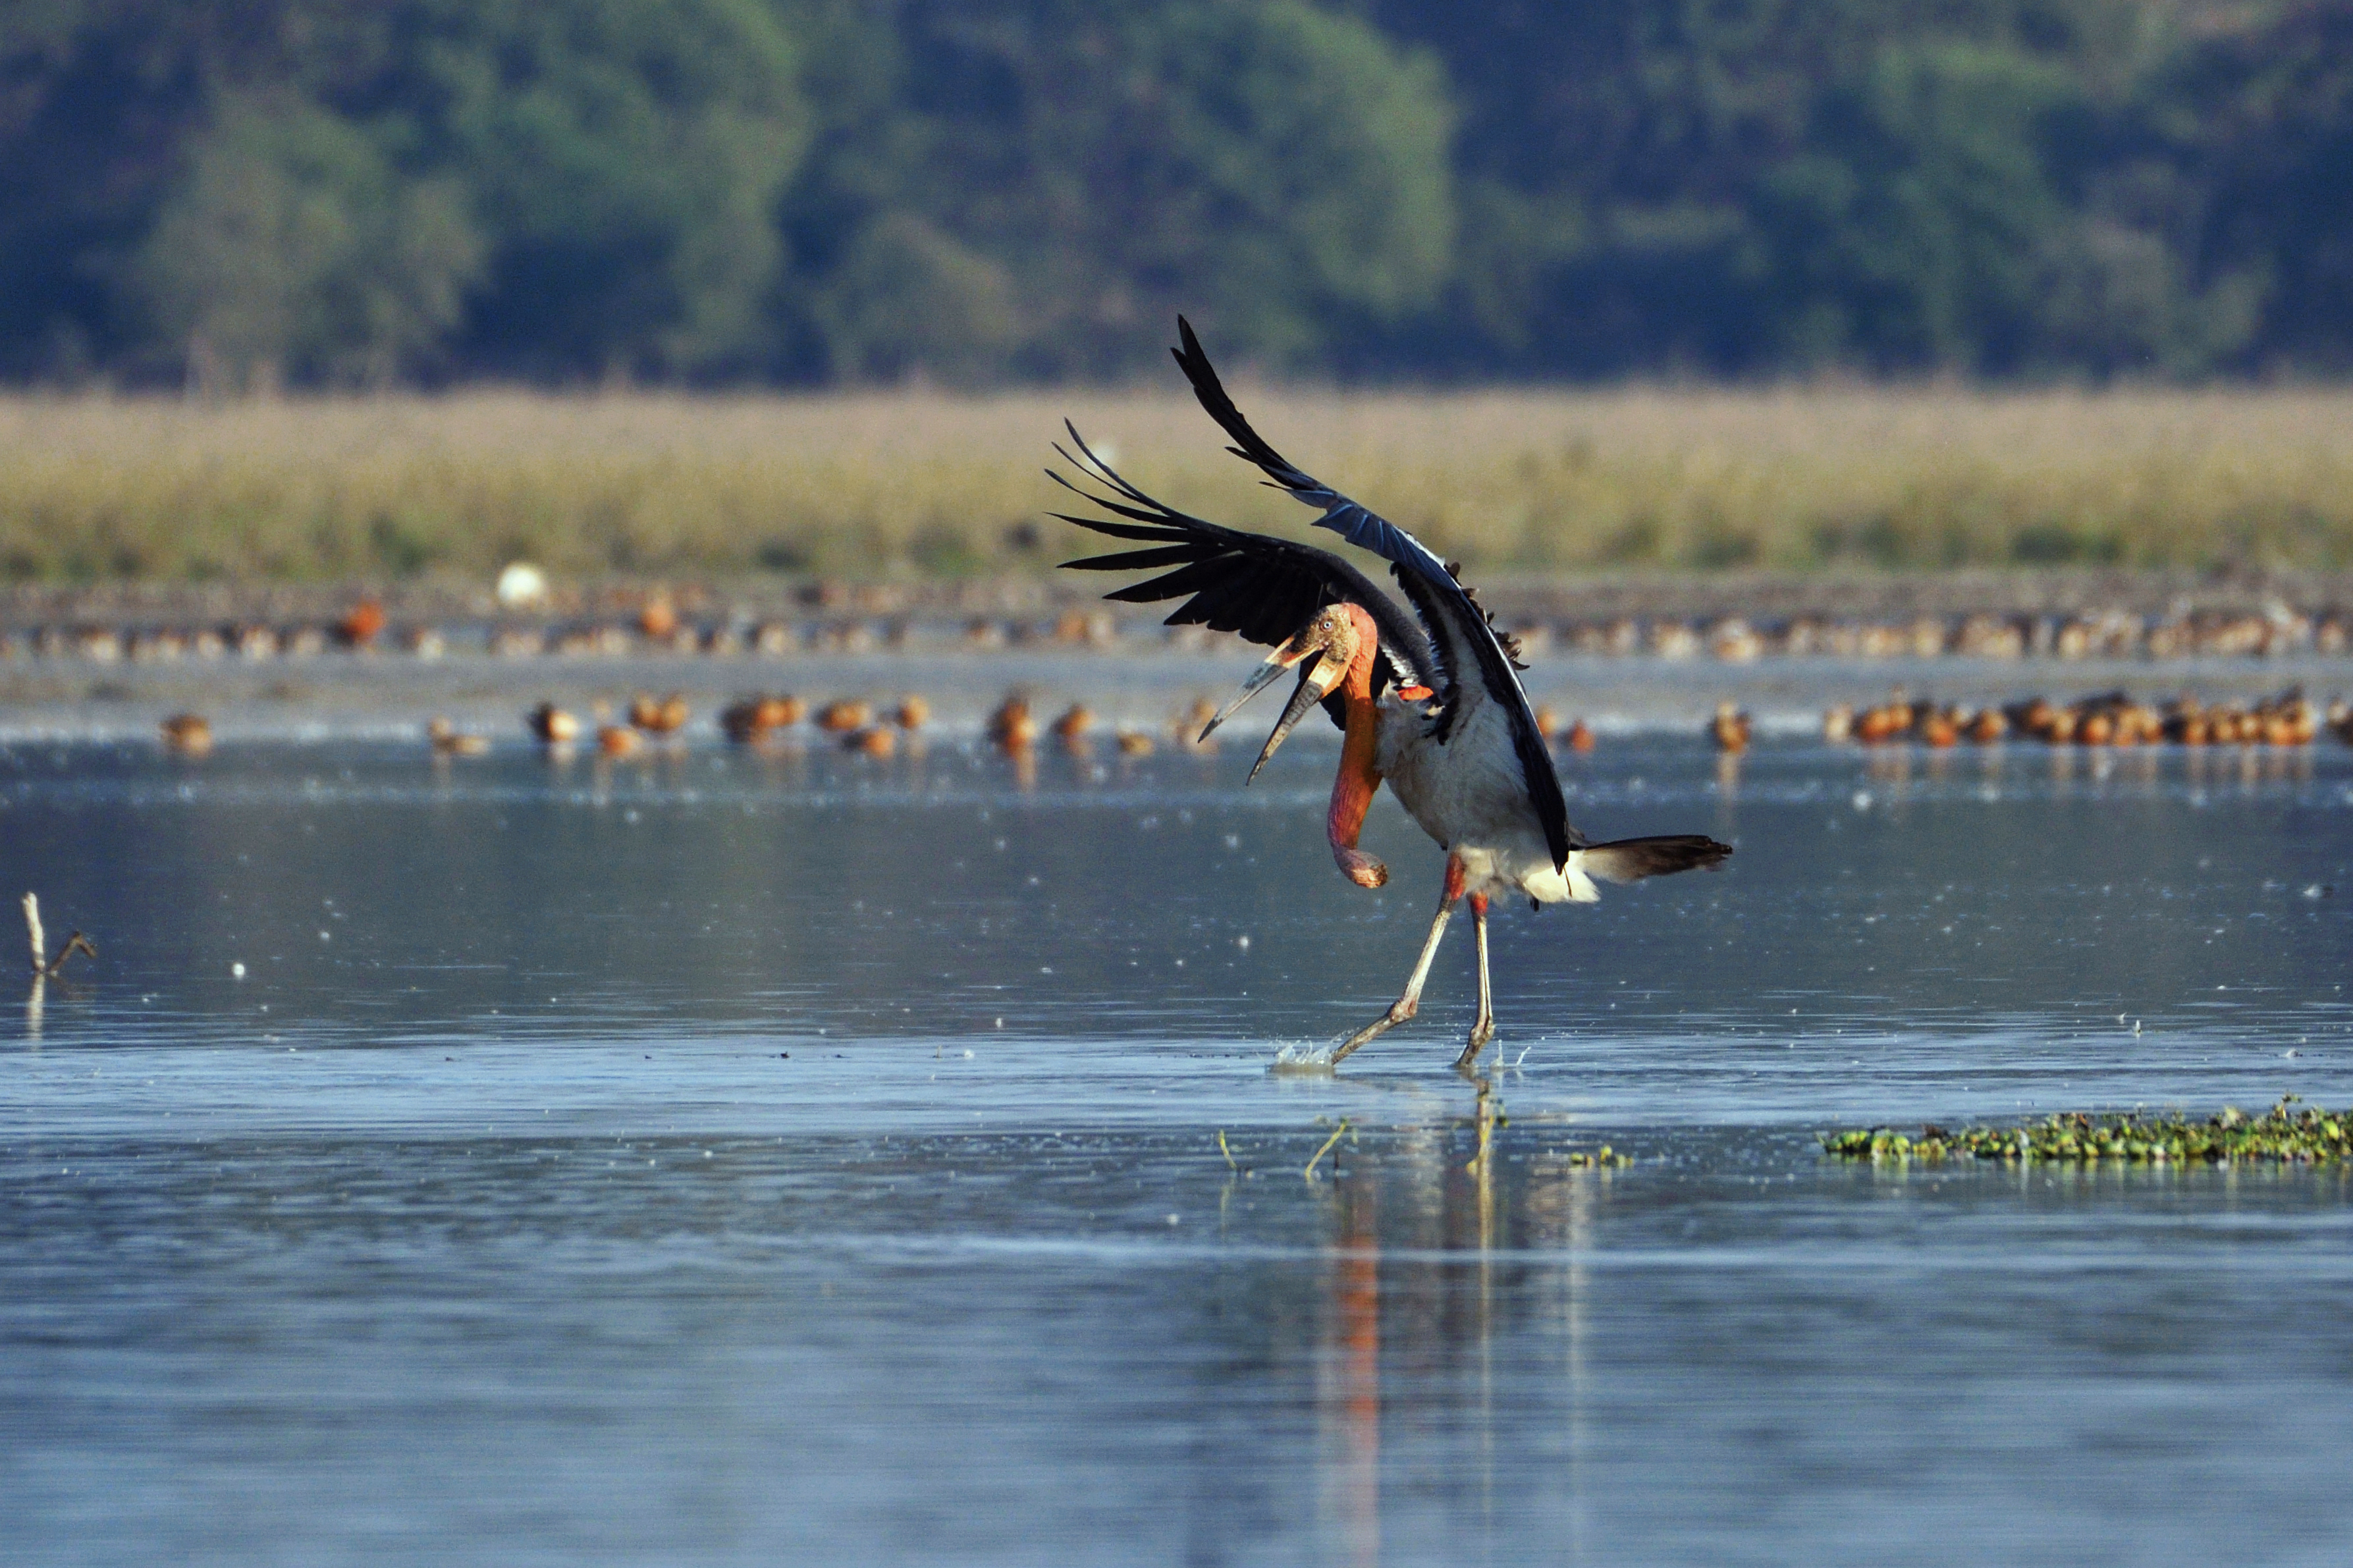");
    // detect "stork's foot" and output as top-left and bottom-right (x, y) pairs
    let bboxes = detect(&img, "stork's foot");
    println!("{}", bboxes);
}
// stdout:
(1330, 996), (1418, 1066)
(1453, 1017), (1496, 1074)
